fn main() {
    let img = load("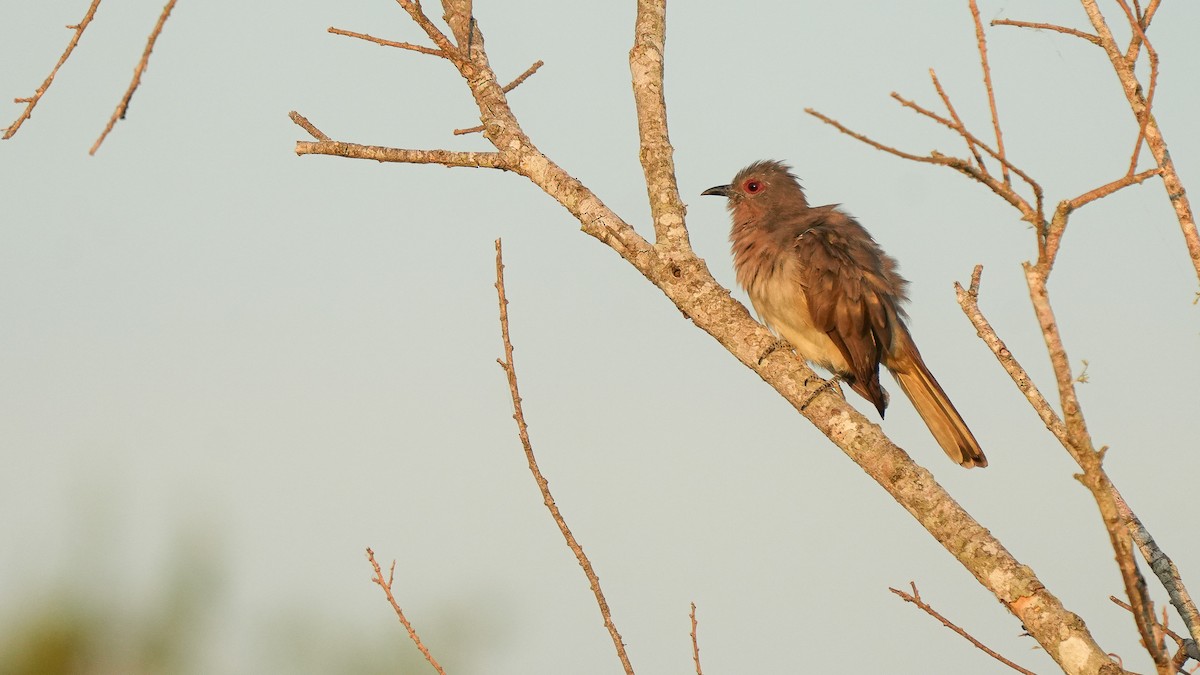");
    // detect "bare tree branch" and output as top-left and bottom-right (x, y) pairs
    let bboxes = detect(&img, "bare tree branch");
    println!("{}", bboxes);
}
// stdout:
(631, 0), (688, 247)
(990, 19), (1101, 45)
(954, 267), (1071, 450)
(90, 0), (178, 155)
(295, 4), (1133, 672)
(454, 60), (544, 135)
(493, 239), (635, 675)
(4, 0), (103, 140)
(690, 603), (703, 675)
(288, 111), (330, 142)
(1112, 0), (1159, 176)
(968, 0), (1010, 185)
(295, 141), (508, 169)
(1078, 0), (1200, 285)
(889, 91), (1044, 222)
(1111, 488), (1200, 663)
(929, 69), (986, 171)
(365, 548), (447, 675)
(891, 582), (1038, 675)
(804, 108), (1038, 223)
(327, 26), (446, 57)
